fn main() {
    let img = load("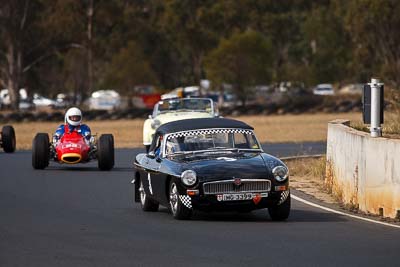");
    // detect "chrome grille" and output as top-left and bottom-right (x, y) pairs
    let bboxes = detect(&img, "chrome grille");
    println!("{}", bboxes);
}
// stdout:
(203, 179), (271, 195)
